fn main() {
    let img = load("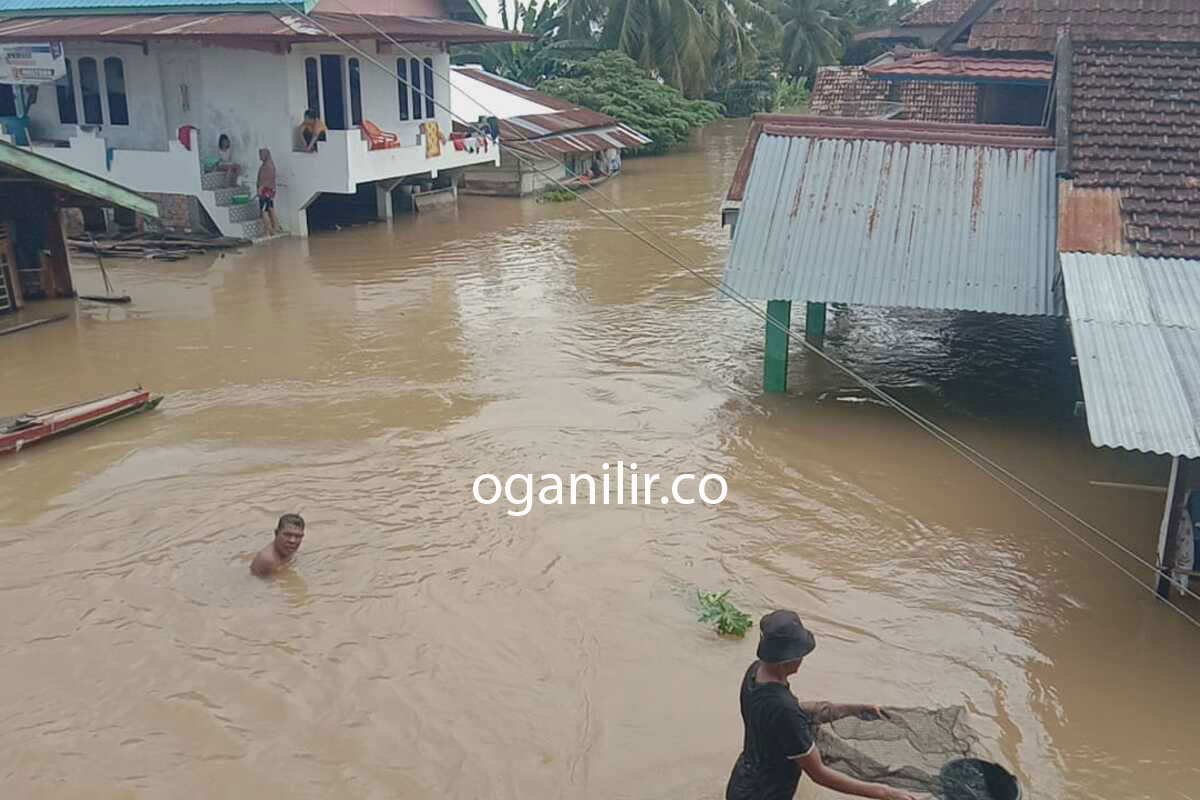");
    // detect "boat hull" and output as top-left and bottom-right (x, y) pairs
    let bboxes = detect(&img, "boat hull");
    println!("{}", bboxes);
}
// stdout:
(0, 388), (161, 455)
